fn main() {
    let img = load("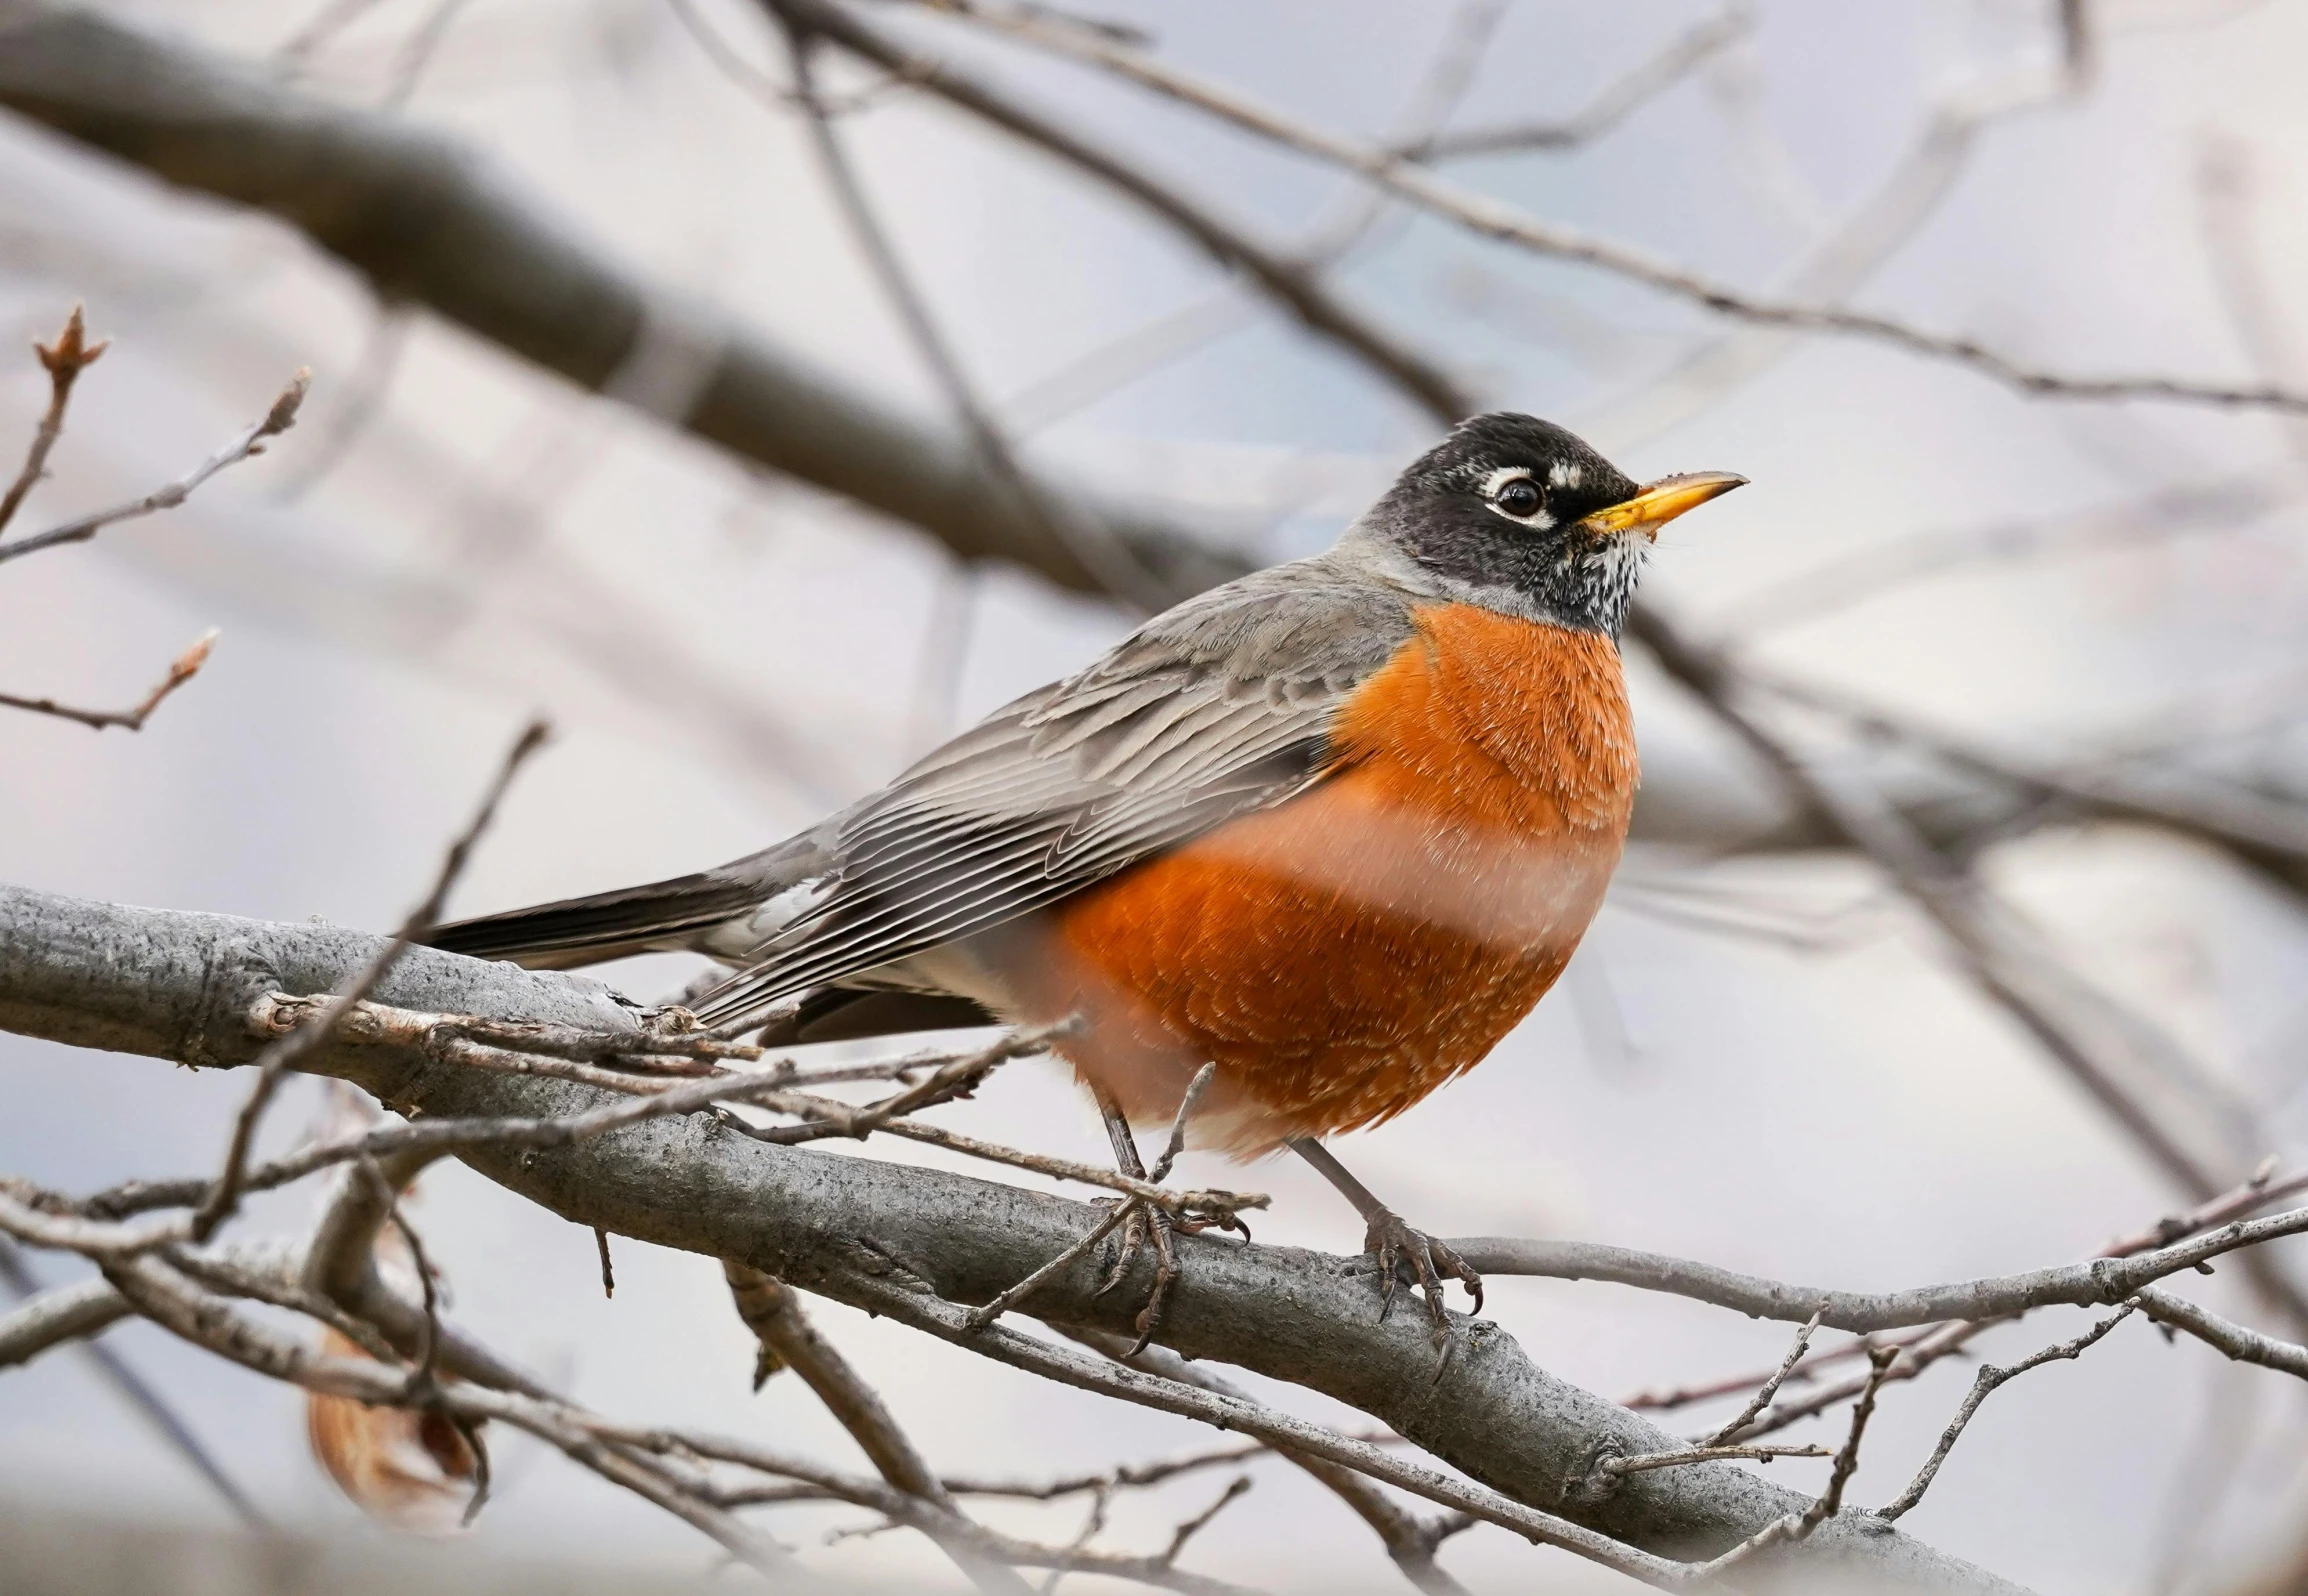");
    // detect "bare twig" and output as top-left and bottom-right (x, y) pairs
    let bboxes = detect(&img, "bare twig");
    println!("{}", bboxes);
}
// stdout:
(1877, 1305), (2139, 1522)
(1412, 4), (1752, 157)
(1065, 1328), (1474, 1596)
(965, 1204), (1130, 1330)
(623, 1421), (1263, 1595)
(379, 0), (474, 108)
(190, 719), (548, 1243)
(755, 0), (1473, 425)
(80, 1023), (1164, 1228)
(0, 1235), (263, 1527)
(252, 992), (766, 1065)
(1454, 1201), (2308, 1333)
(0, 370), (309, 566)
(1626, 608), (2290, 1271)
(0, 628), (217, 733)
(833, 1267), (1701, 1589)
(0, 303), (107, 534)
(776, 20), (1170, 612)
(1157, 1476), (1253, 1567)
(1704, 1308), (1825, 1445)
(1711, 474), (2294, 637)
(1604, 1445), (1832, 1478)
(97, 1254), (795, 1575)
(714, 1090), (1267, 1223)
(0, 1272), (128, 1369)
(712, 1267), (1033, 1594)
(943, 0), (2308, 415)
(1615, 1167), (2308, 1431)
(2135, 1287), (2308, 1382)
(1687, 1347), (1898, 1578)
(0, 1184), (193, 1257)
(1146, 1061), (1216, 1186)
